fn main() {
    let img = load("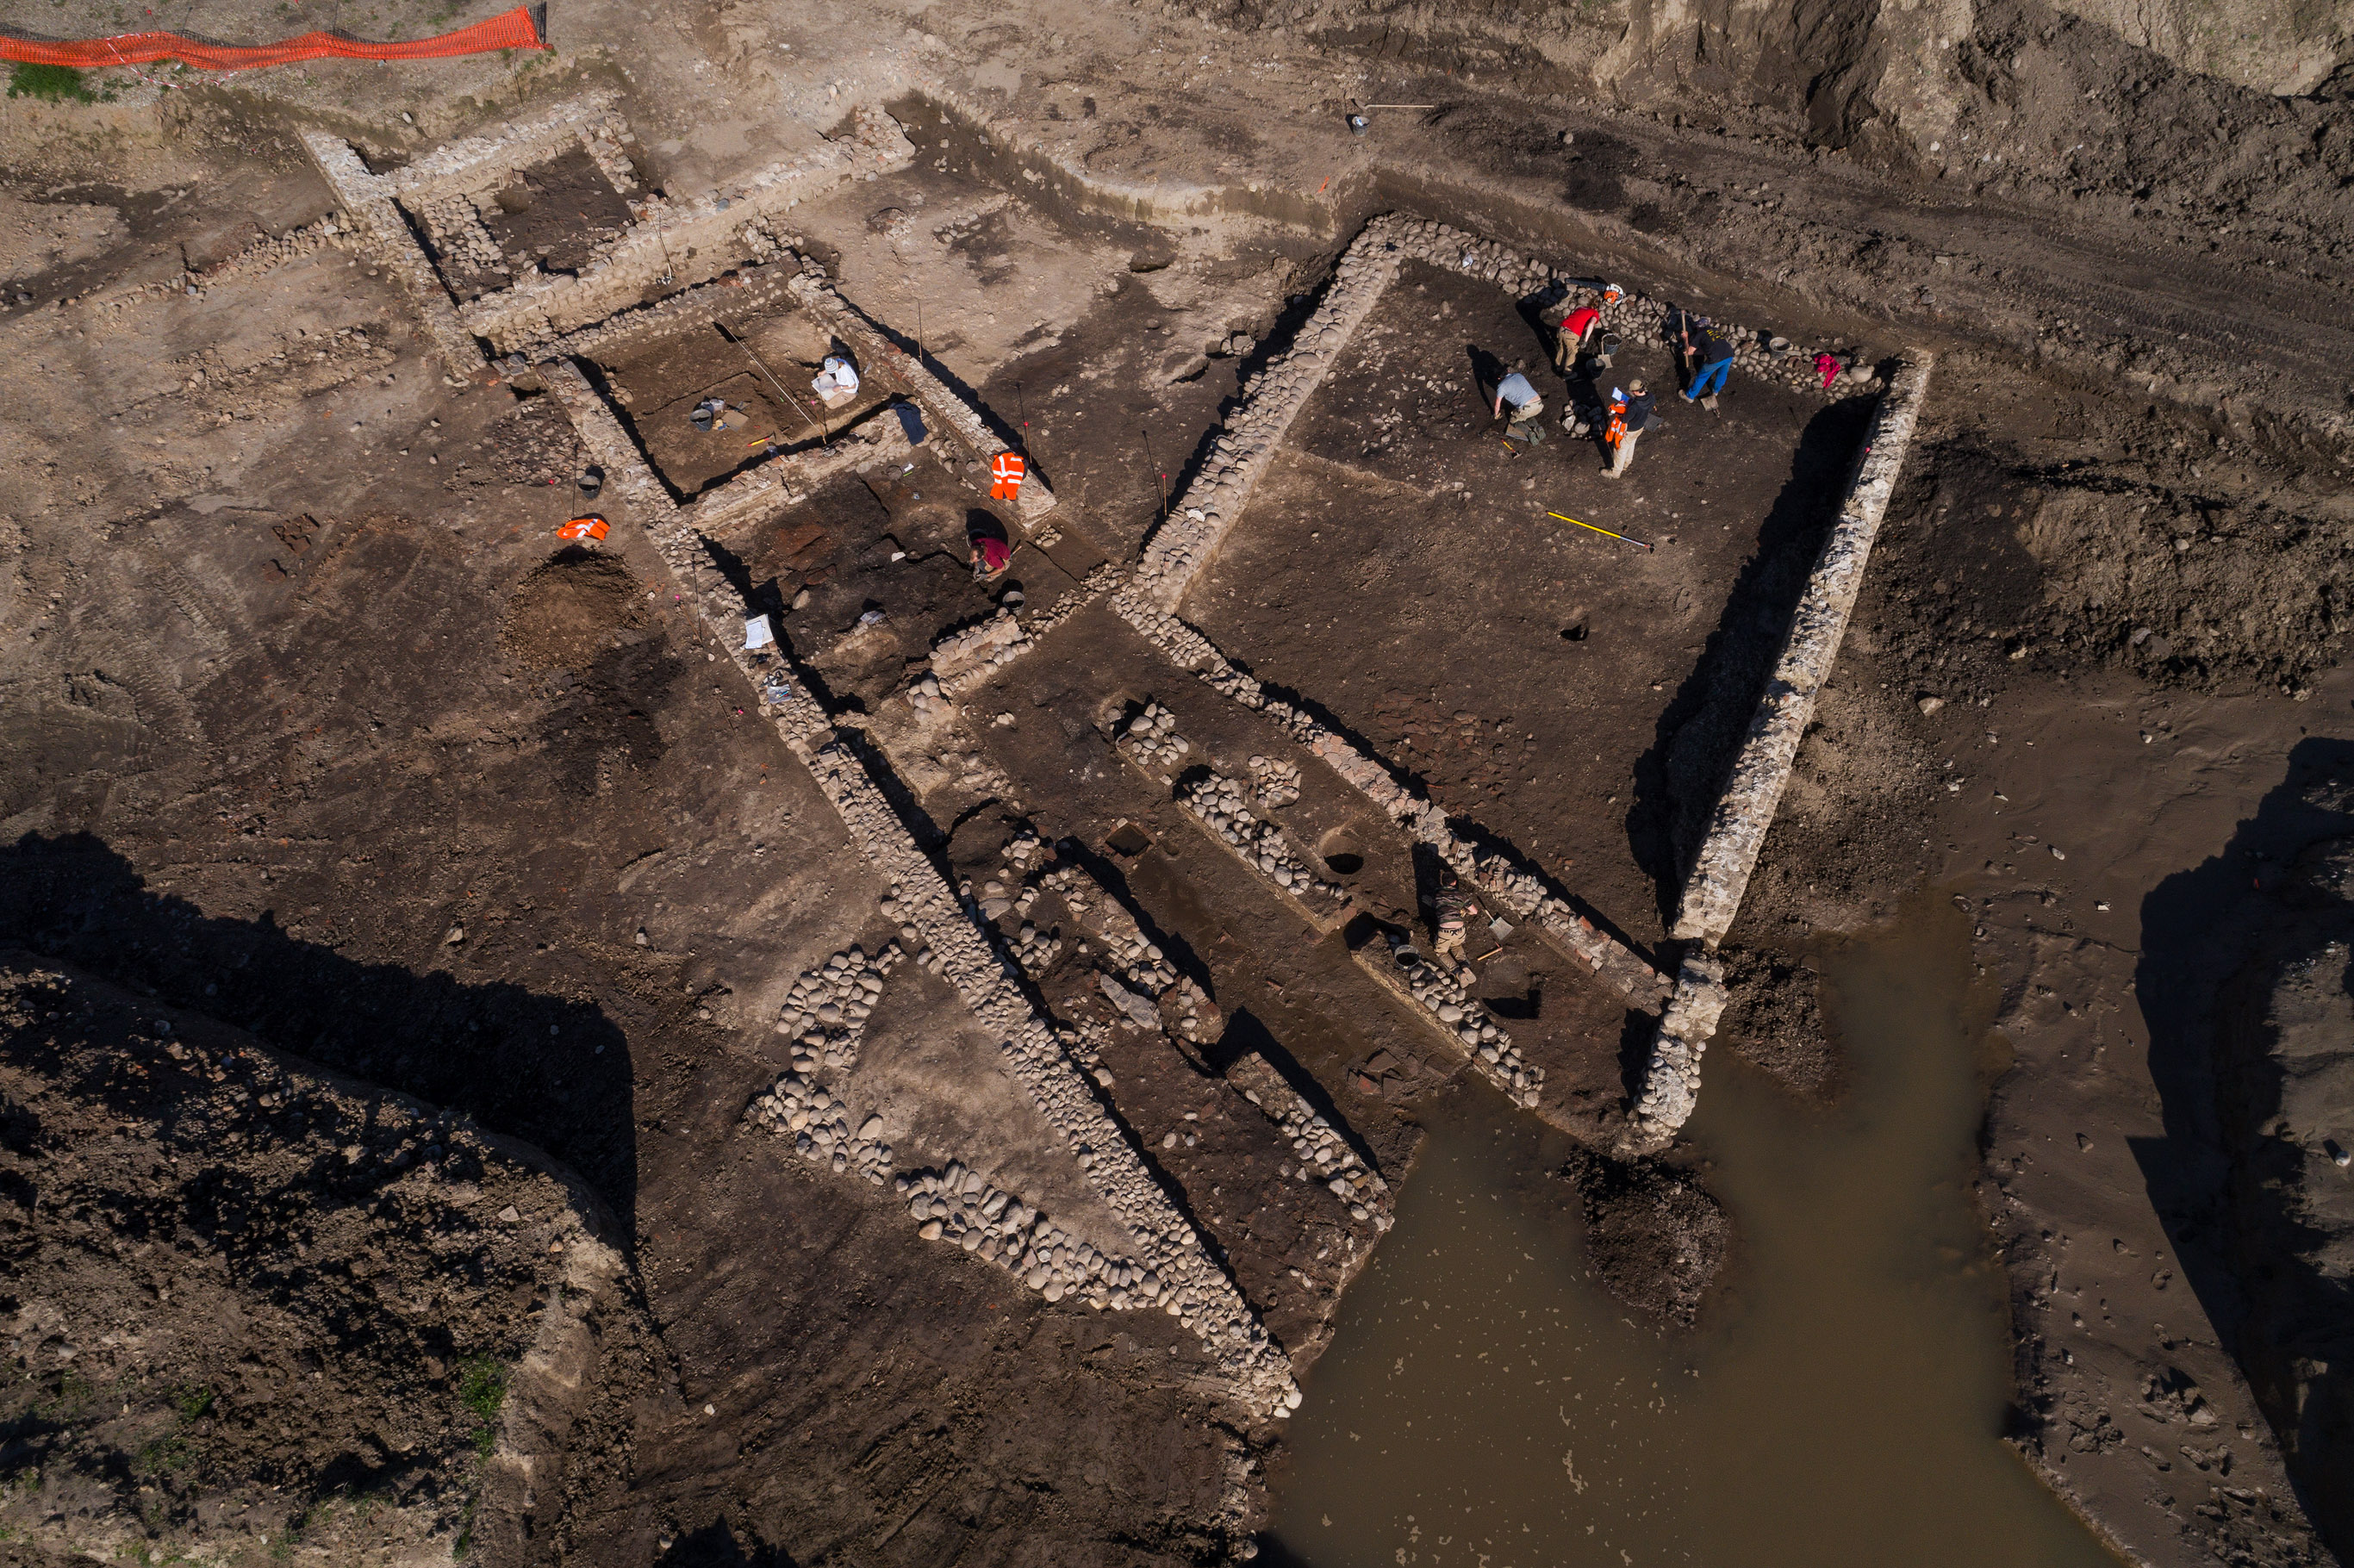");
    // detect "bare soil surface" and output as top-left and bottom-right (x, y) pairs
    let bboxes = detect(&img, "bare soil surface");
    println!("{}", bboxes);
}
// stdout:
(0, 952), (611, 1565)
(598, 308), (896, 497)
(1727, 351), (2354, 1565)
(1713, 947), (1837, 1100)
(1195, 256), (1881, 943)
(1, 0), (2351, 1559)
(481, 150), (636, 277)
